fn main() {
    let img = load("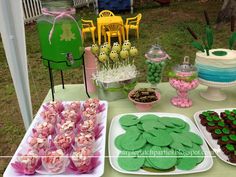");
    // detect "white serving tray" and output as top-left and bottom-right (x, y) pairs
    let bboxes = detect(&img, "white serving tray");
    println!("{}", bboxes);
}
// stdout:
(3, 101), (108, 177)
(194, 108), (236, 166)
(108, 112), (213, 175)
